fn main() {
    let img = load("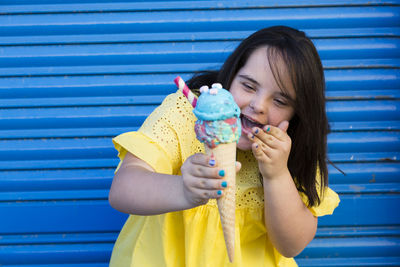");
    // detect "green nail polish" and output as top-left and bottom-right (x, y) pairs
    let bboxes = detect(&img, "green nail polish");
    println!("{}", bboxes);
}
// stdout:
(267, 126), (271, 132)
(219, 170), (225, 177)
(222, 181), (227, 188)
